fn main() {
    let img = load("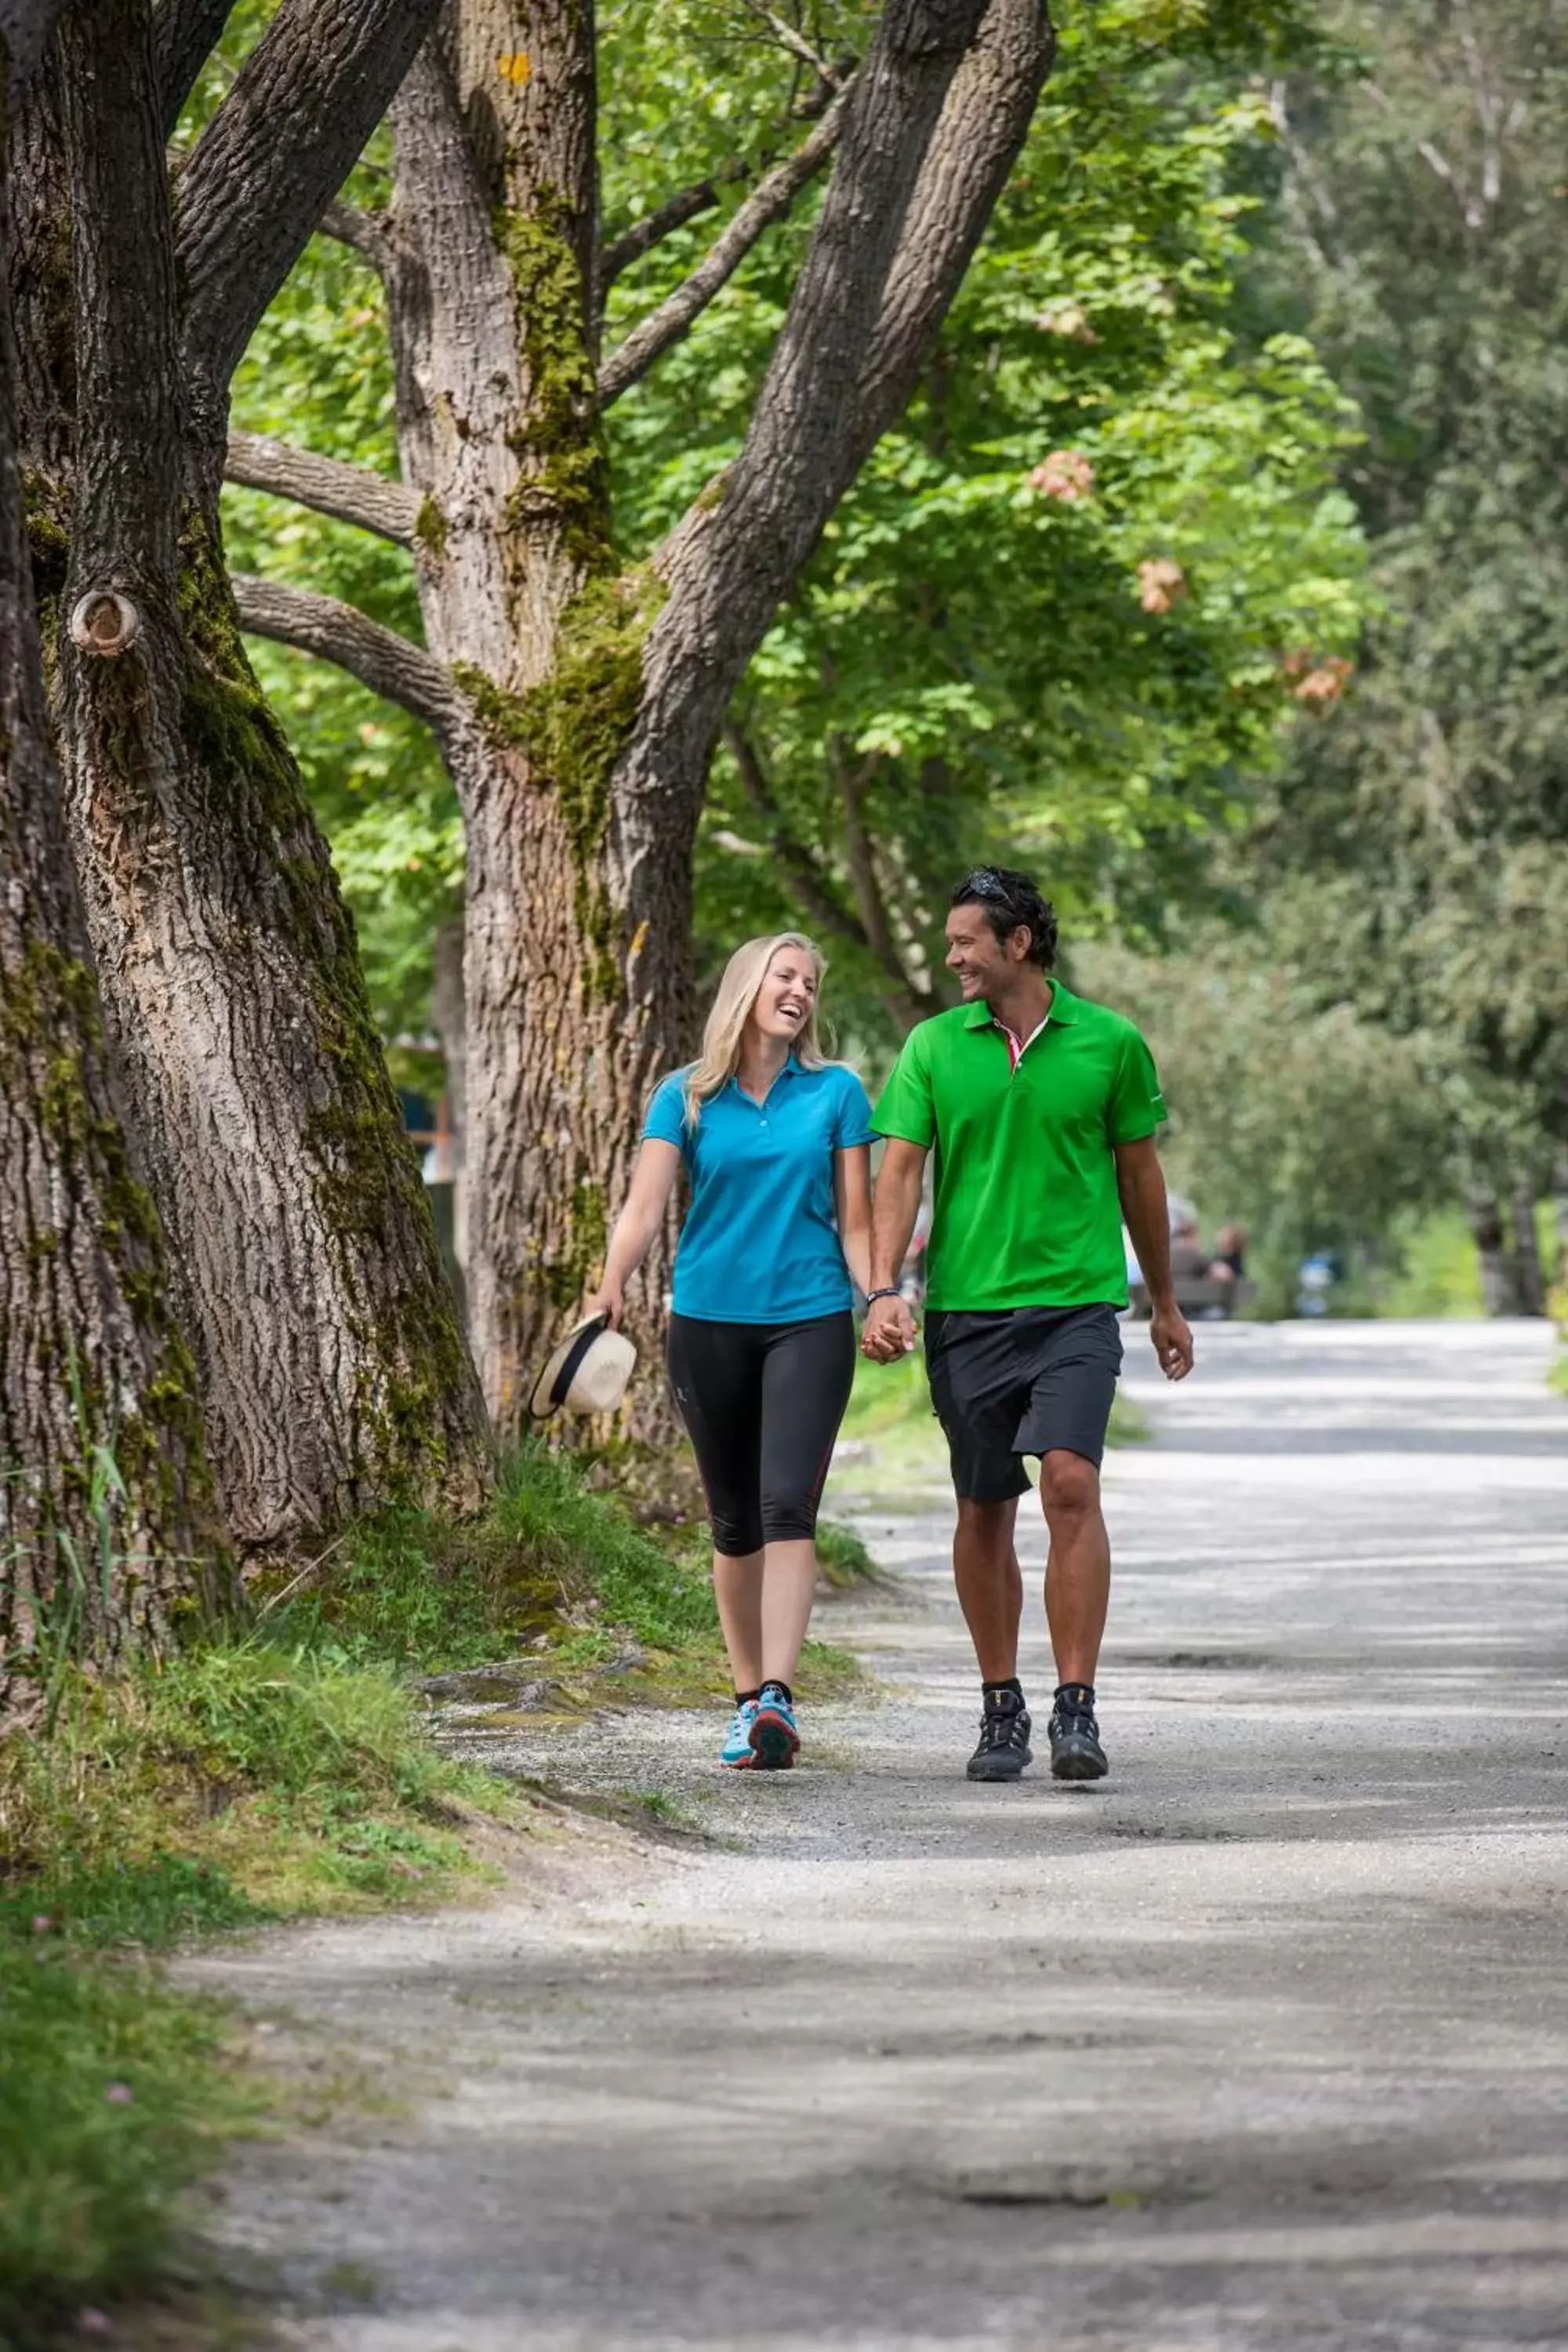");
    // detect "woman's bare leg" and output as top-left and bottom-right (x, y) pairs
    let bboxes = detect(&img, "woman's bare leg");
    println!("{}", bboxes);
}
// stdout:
(759, 1537), (819, 1688)
(712, 1548), (764, 1691)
